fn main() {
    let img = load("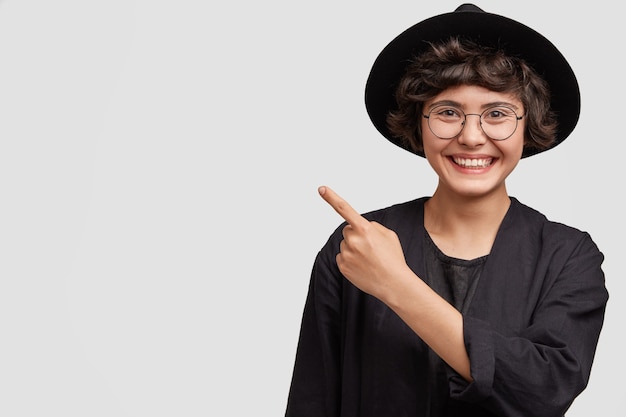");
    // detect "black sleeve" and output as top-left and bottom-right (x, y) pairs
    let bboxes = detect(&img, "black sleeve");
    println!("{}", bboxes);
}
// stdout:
(449, 232), (609, 417)
(285, 246), (343, 417)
